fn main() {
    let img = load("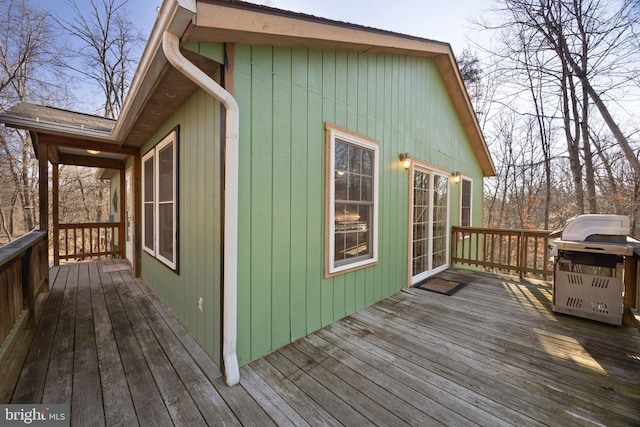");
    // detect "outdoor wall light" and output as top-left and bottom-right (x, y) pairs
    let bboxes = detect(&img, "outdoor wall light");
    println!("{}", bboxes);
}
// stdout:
(399, 153), (411, 169)
(452, 171), (461, 183)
